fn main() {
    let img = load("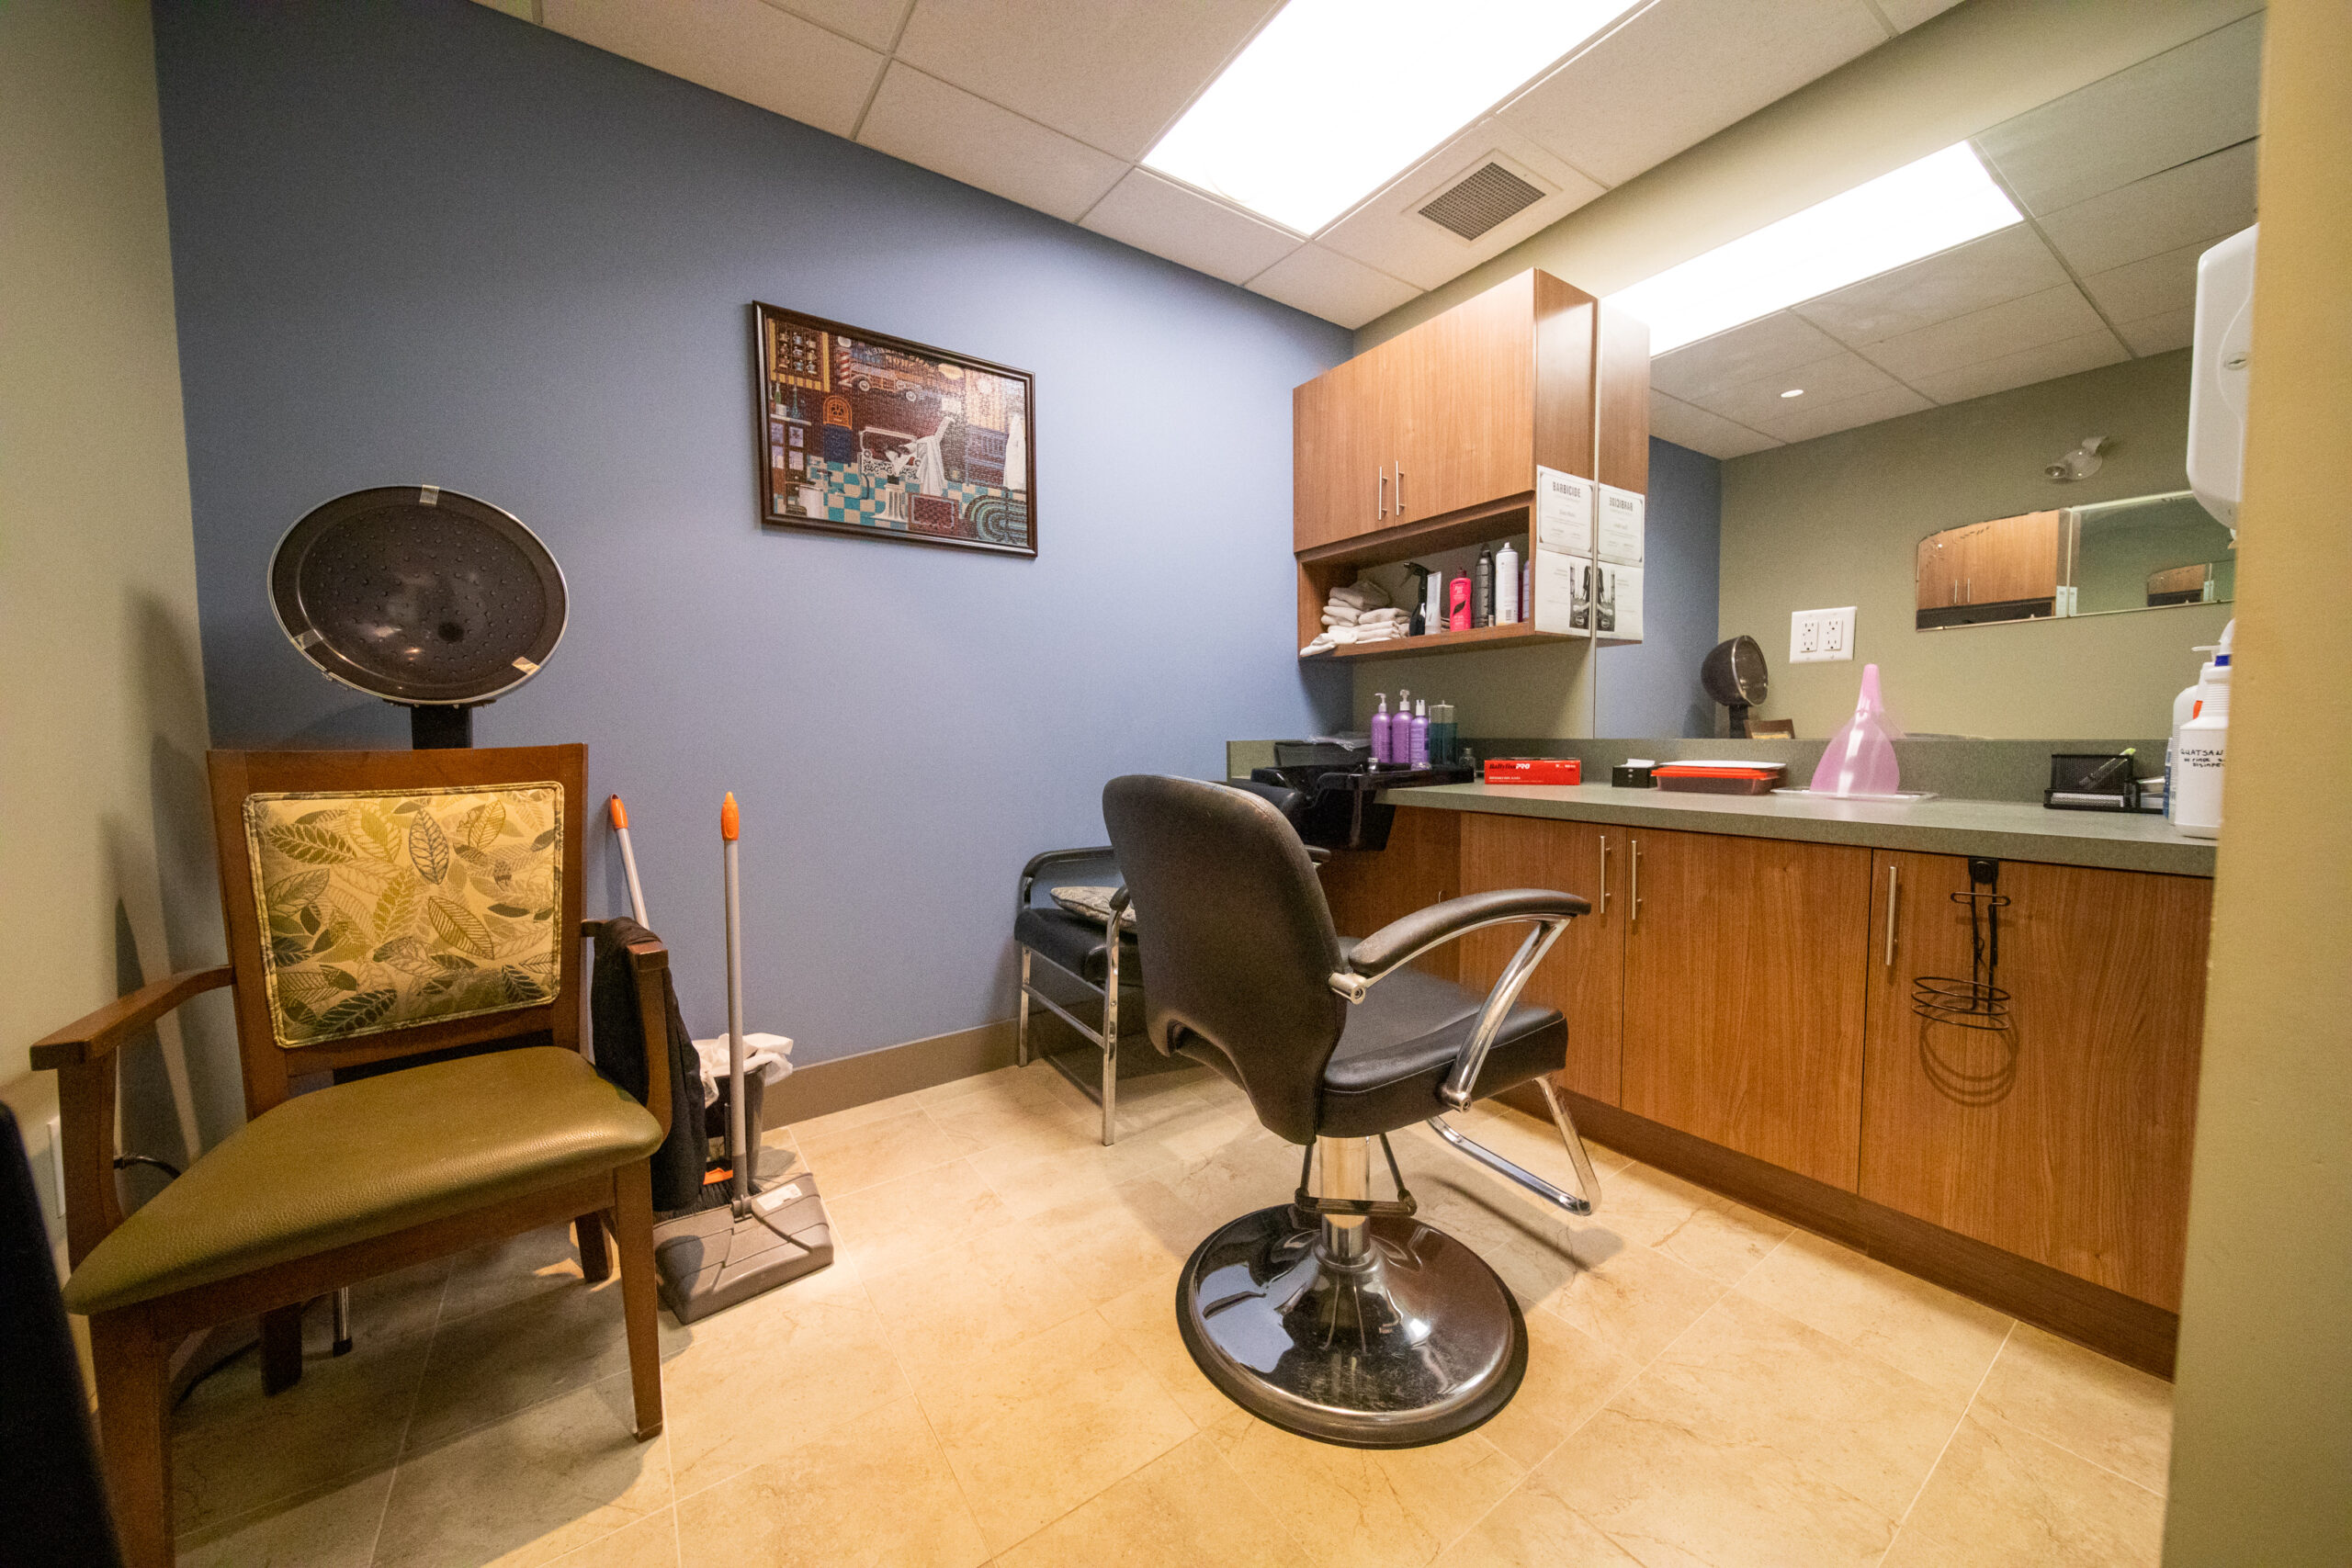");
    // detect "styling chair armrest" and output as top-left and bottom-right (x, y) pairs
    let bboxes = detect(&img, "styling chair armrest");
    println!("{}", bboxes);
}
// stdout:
(1329, 890), (1589, 1111)
(1017, 845), (1116, 912)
